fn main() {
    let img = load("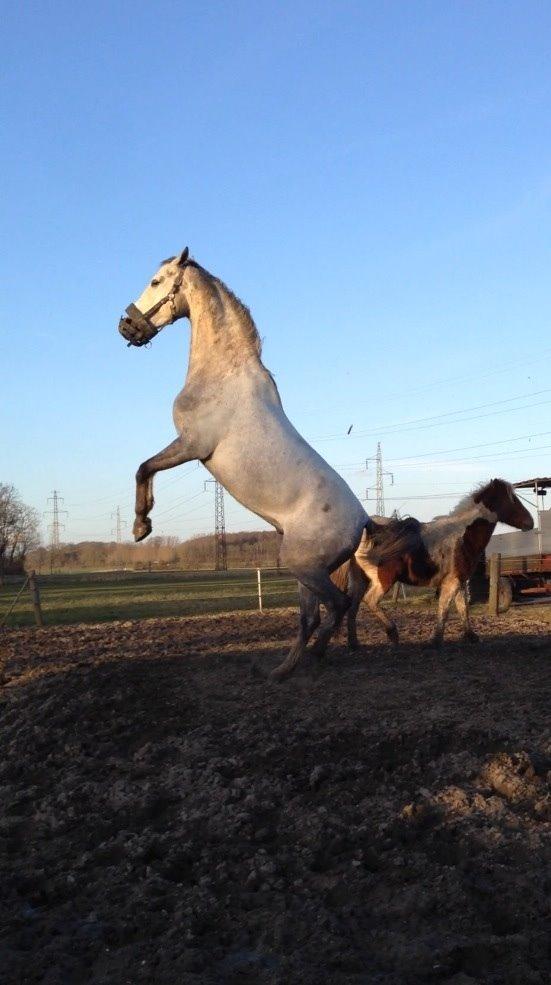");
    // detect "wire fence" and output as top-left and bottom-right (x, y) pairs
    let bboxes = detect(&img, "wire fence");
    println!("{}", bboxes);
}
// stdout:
(0, 568), (299, 628)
